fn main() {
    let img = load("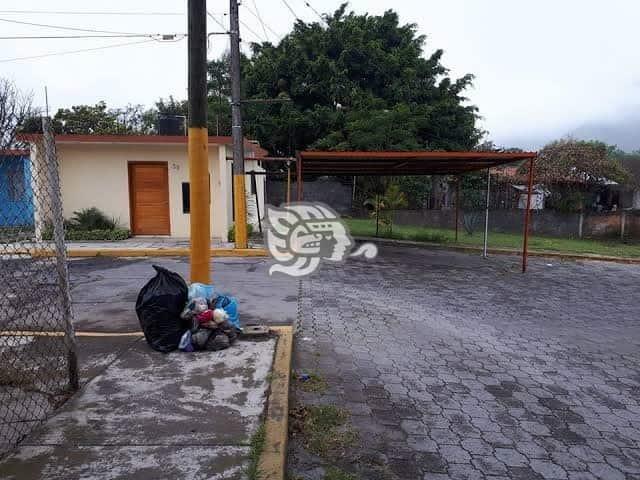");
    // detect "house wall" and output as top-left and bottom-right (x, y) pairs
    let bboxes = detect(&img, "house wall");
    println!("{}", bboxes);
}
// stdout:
(0, 155), (34, 227)
(55, 142), (232, 239)
(245, 160), (266, 231)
